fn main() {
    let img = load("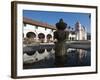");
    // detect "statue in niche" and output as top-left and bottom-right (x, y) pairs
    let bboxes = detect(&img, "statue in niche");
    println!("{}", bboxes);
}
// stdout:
(54, 19), (69, 67)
